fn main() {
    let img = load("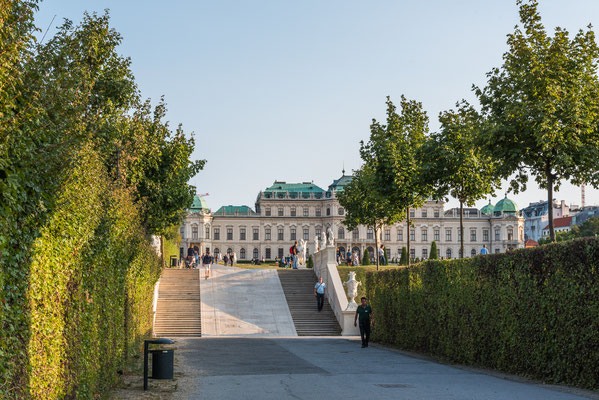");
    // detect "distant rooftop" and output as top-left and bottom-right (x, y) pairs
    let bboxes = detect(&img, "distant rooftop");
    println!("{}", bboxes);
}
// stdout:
(214, 205), (257, 216)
